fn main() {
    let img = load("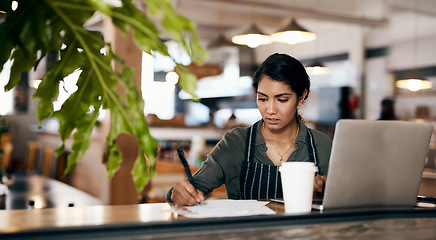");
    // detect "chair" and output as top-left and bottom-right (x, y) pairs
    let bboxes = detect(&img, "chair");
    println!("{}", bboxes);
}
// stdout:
(142, 159), (227, 203)
(55, 151), (70, 183)
(42, 145), (55, 177)
(26, 142), (60, 178)
(142, 160), (191, 203)
(26, 141), (41, 175)
(1, 141), (13, 177)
